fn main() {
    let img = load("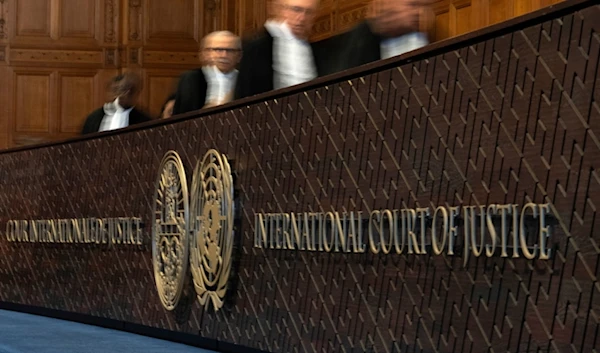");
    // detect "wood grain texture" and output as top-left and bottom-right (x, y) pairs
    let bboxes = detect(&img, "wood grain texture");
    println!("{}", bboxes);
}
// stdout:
(58, 72), (96, 133)
(14, 70), (52, 133)
(15, 0), (51, 38)
(59, 0), (96, 39)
